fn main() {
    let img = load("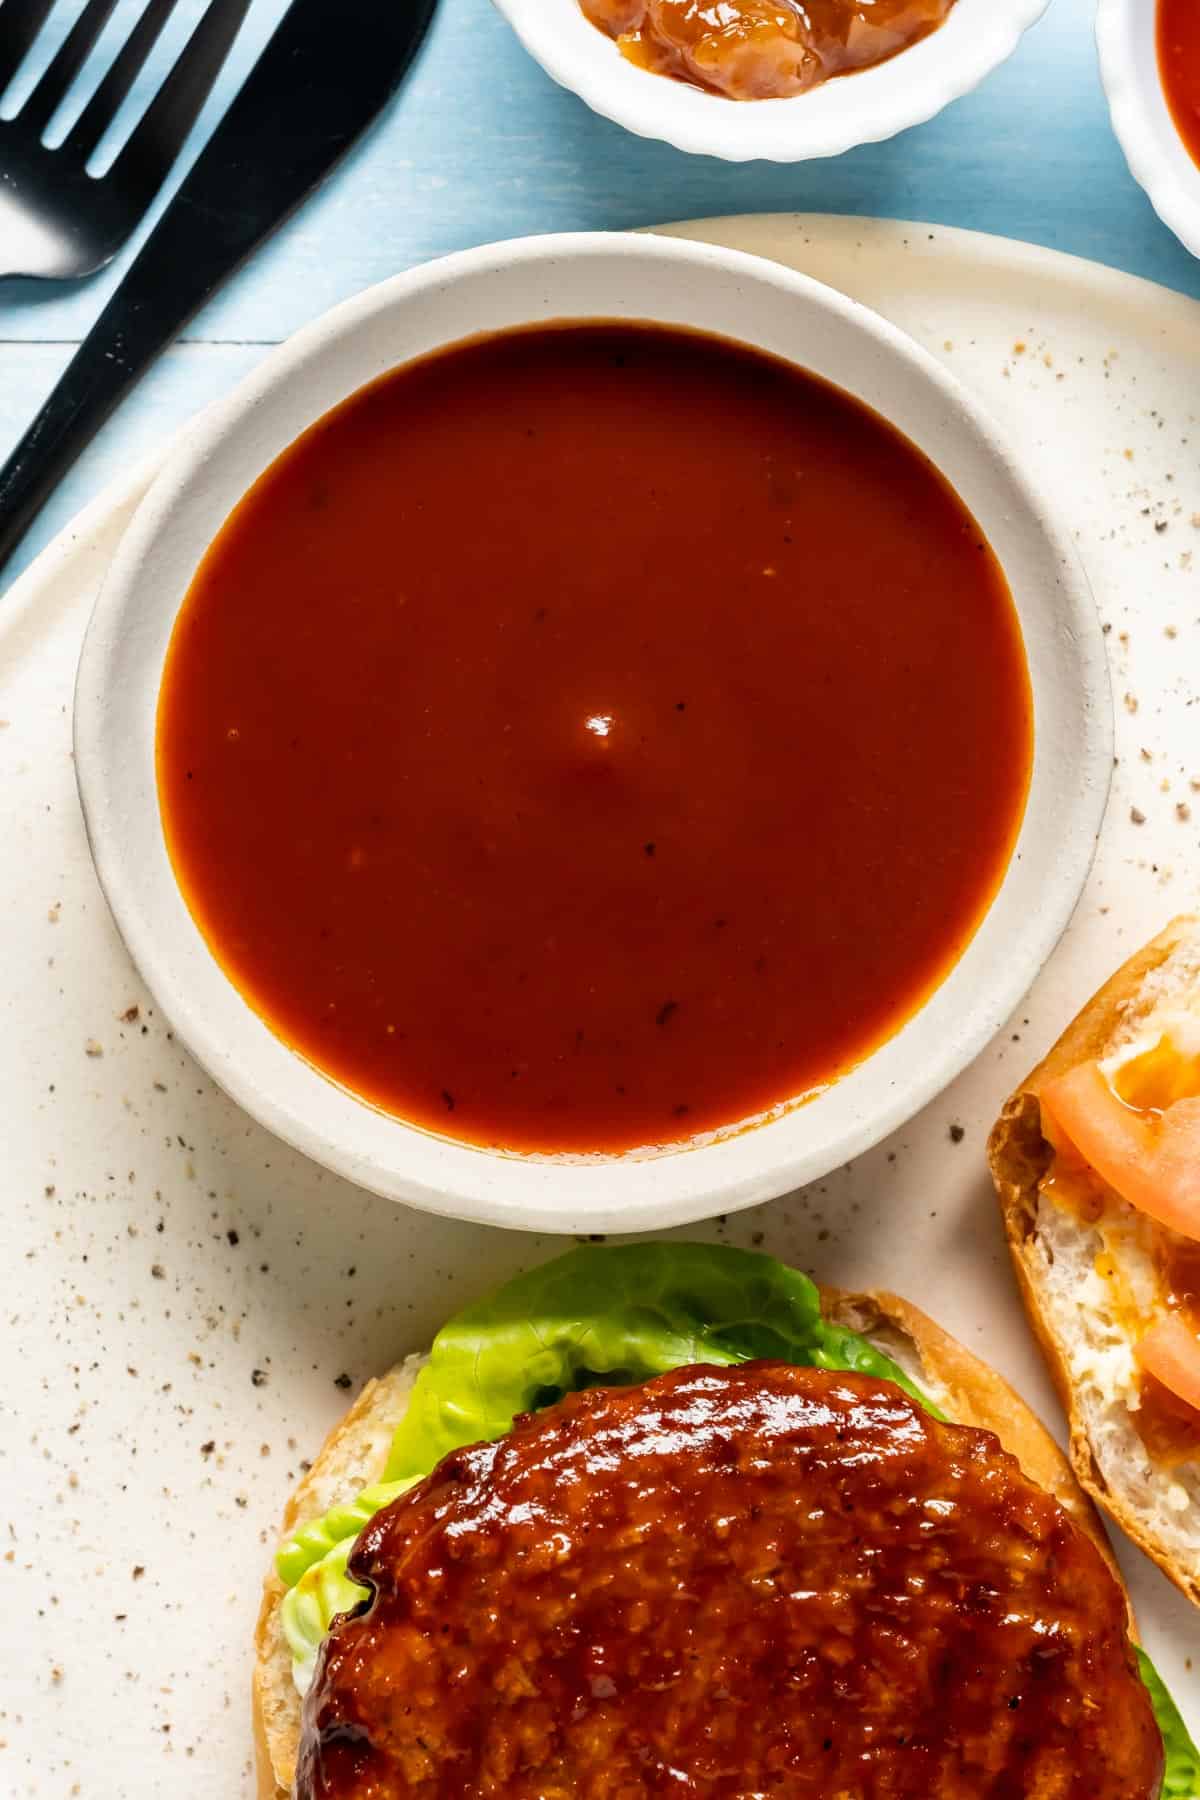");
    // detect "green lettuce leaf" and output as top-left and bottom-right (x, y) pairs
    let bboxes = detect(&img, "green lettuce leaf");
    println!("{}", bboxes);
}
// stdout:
(278, 1479), (419, 1693)
(276, 1479), (417, 1590)
(281, 1538), (359, 1697)
(382, 1241), (931, 1482)
(1138, 1648), (1200, 1798)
